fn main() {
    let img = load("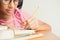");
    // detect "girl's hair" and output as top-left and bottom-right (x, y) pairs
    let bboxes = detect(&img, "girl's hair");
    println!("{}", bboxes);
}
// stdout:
(0, 0), (11, 21)
(17, 0), (23, 9)
(0, 0), (2, 7)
